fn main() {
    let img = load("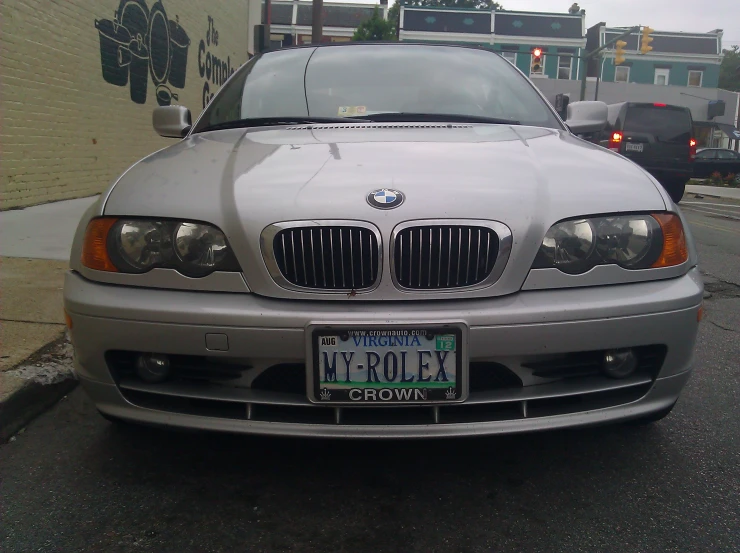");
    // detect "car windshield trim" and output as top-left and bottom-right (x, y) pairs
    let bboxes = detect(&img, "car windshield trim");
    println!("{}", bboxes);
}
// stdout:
(191, 45), (563, 135)
(196, 116), (368, 133)
(351, 113), (520, 125)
